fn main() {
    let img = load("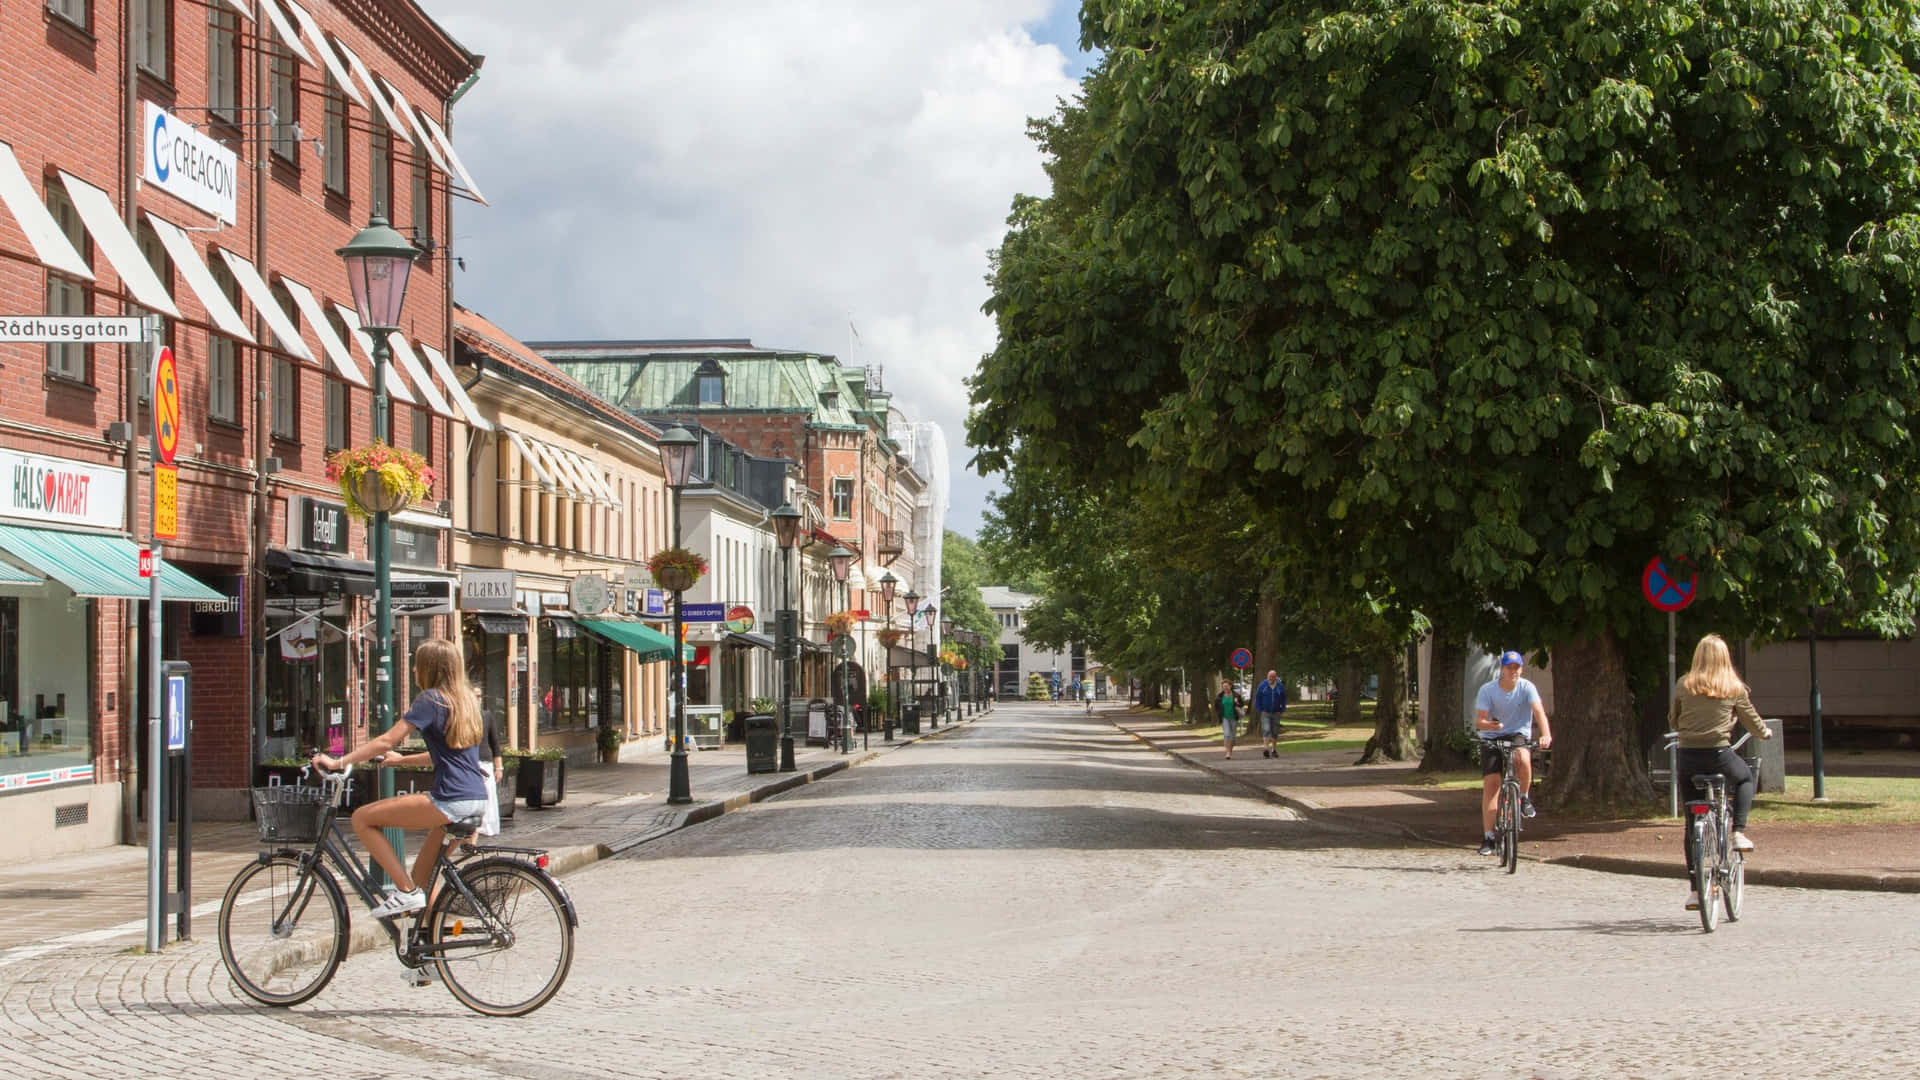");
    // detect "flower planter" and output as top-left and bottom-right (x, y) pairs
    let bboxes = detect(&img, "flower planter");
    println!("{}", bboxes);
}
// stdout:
(346, 471), (414, 516)
(655, 565), (698, 592)
(517, 756), (567, 809)
(254, 764), (307, 792)
(497, 765), (518, 821)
